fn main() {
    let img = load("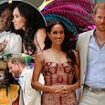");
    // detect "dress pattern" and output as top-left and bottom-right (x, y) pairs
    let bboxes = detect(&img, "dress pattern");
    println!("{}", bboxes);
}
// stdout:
(42, 61), (77, 105)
